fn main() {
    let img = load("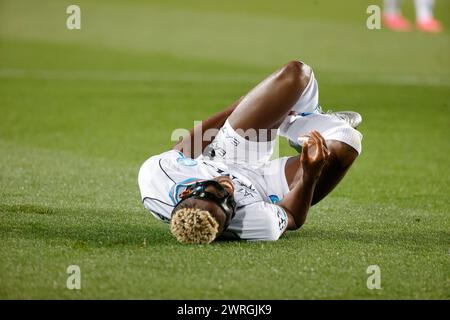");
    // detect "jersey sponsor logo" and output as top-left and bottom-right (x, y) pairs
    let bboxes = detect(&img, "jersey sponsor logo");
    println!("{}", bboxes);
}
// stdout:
(177, 157), (198, 166)
(202, 162), (257, 192)
(201, 161), (259, 201)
